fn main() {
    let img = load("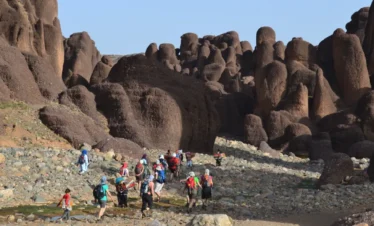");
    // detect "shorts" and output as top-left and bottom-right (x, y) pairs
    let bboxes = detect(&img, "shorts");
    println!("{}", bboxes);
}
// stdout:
(98, 200), (107, 208)
(155, 182), (164, 193)
(202, 187), (212, 199)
